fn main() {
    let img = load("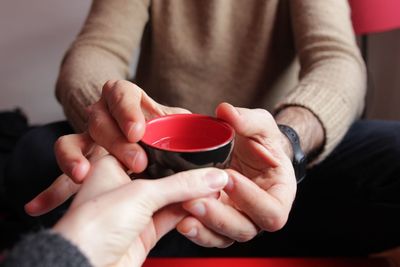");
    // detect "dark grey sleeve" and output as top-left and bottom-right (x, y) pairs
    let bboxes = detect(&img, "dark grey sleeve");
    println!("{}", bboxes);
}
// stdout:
(1, 230), (92, 267)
